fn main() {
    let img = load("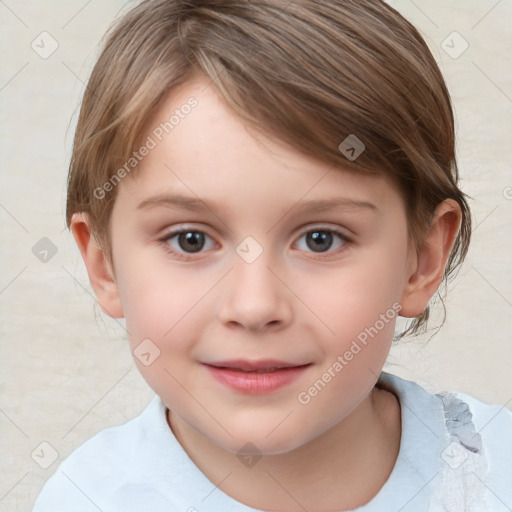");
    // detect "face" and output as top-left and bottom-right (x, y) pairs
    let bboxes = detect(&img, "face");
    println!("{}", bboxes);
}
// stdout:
(108, 75), (412, 455)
